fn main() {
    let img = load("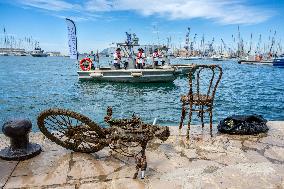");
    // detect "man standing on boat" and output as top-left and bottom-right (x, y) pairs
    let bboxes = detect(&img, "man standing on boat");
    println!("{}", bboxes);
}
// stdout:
(113, 48), (121, 69)
(160, 47), (168, 66)
(152, 49), (160, 68)
(136, 48), (145, 69)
